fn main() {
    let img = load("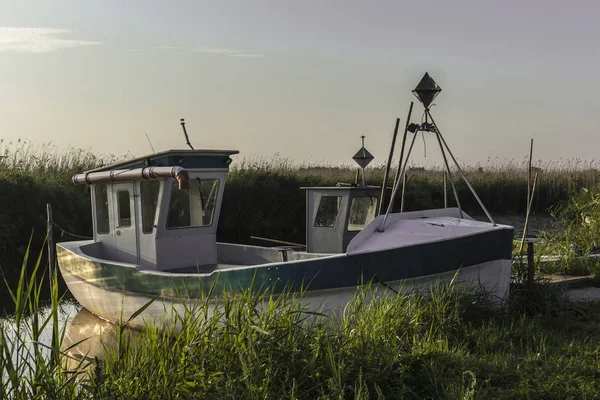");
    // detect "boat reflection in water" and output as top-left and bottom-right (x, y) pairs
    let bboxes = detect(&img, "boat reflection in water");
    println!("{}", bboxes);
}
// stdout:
(61, 308), (139, 370)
